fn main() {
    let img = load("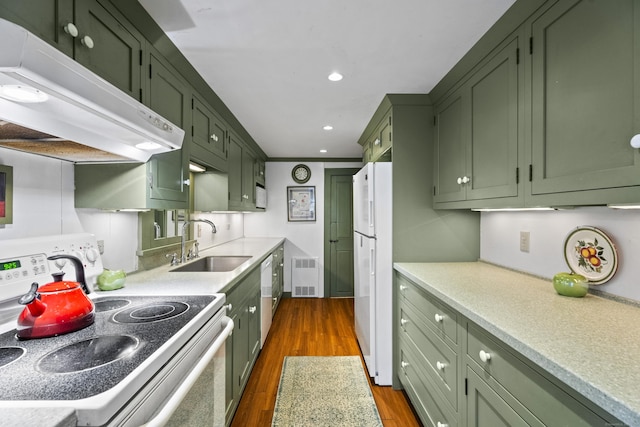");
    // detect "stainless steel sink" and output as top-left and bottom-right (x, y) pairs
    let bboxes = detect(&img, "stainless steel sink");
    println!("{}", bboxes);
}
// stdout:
(171, 256), (252, 272)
